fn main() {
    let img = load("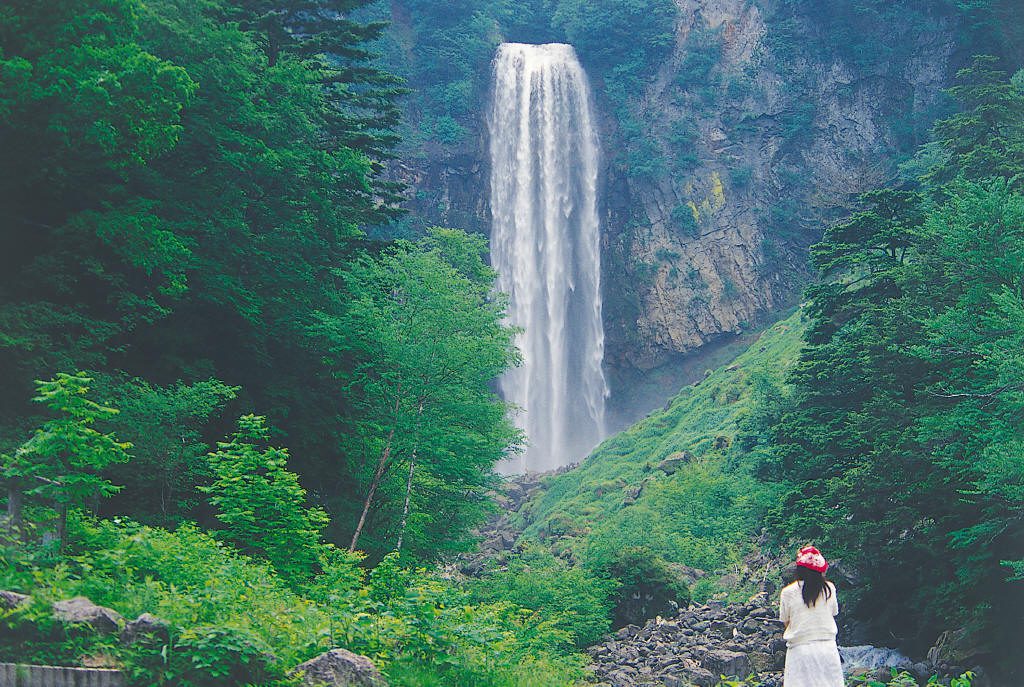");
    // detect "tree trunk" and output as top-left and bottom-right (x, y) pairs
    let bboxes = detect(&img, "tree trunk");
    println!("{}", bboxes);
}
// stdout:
(349, 385), (406, 553)
(349, 429), (394, 552)
(394, 451), (416, 553)
(7, 484), (22, 536)
(56, 502), (68, 552)
(394, 399), (425, 553)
